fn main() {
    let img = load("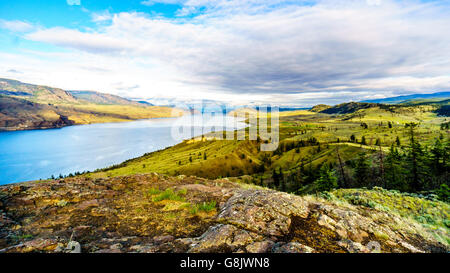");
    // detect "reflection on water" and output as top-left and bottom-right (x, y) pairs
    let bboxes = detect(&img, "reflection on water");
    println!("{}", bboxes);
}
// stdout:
(0, 115), (246, 185)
